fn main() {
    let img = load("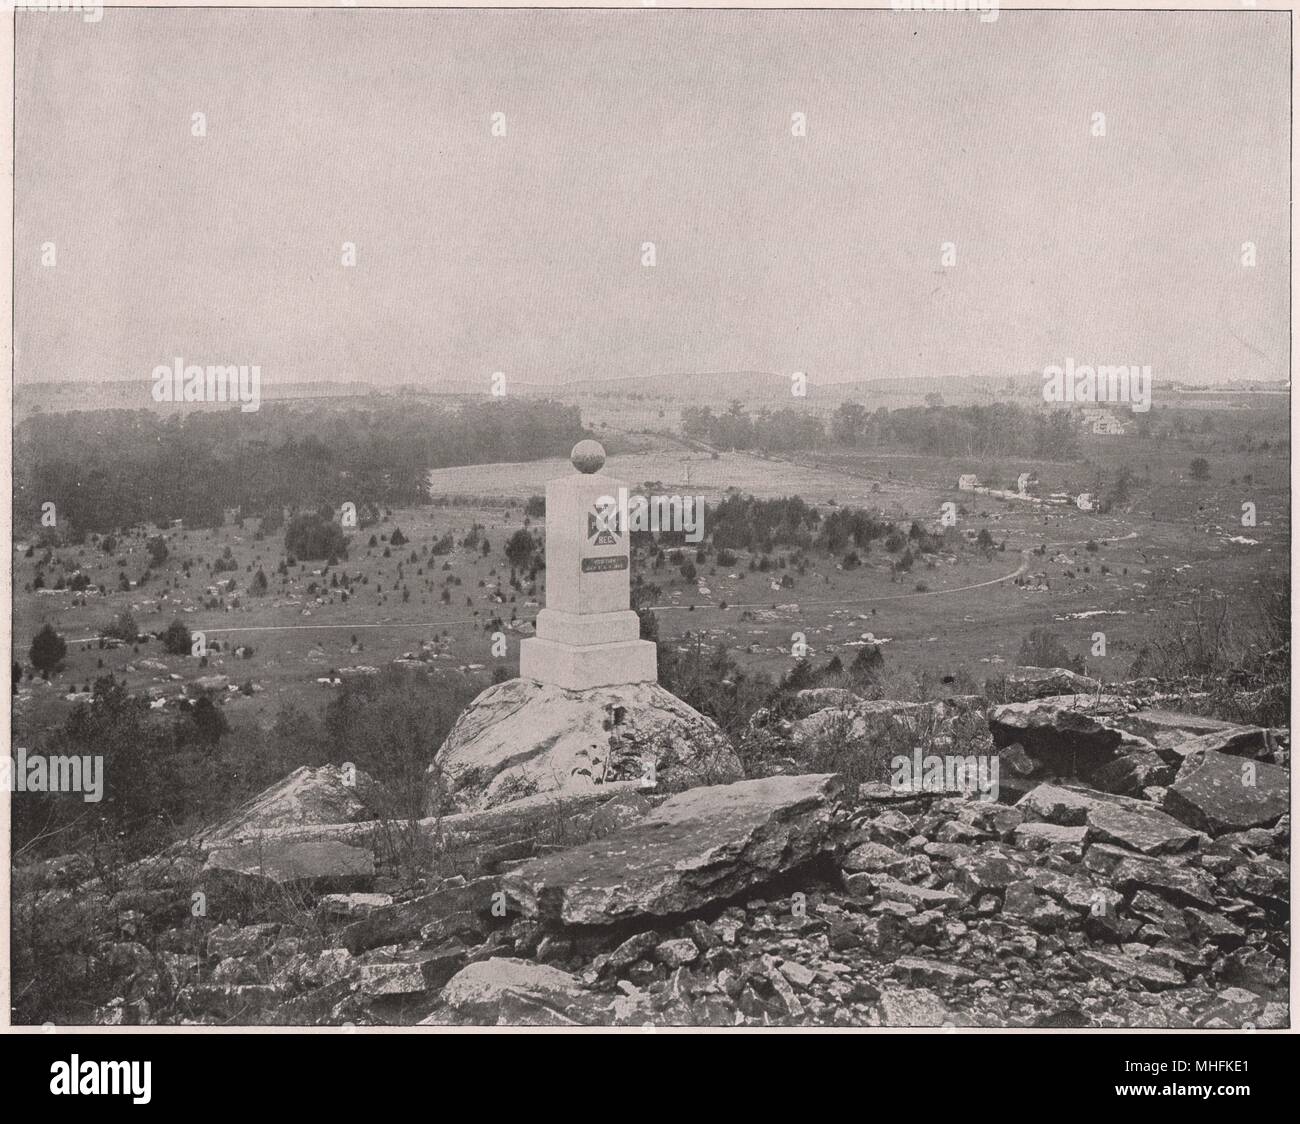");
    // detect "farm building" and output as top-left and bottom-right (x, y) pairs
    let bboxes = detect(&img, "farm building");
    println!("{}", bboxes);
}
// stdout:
(1080, 408), (1127, 435)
